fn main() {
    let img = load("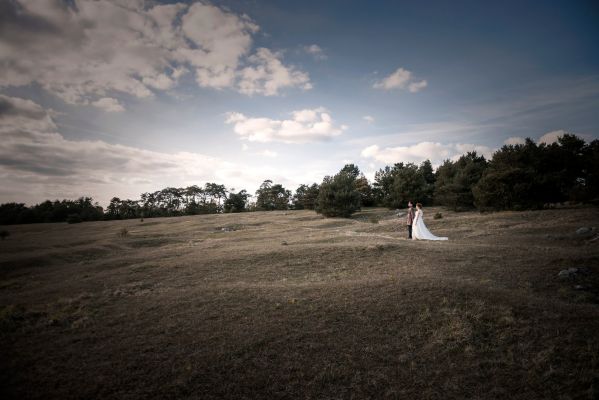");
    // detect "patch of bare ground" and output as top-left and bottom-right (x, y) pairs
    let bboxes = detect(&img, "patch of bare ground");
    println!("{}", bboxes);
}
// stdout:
(1, 207), (598, 399)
